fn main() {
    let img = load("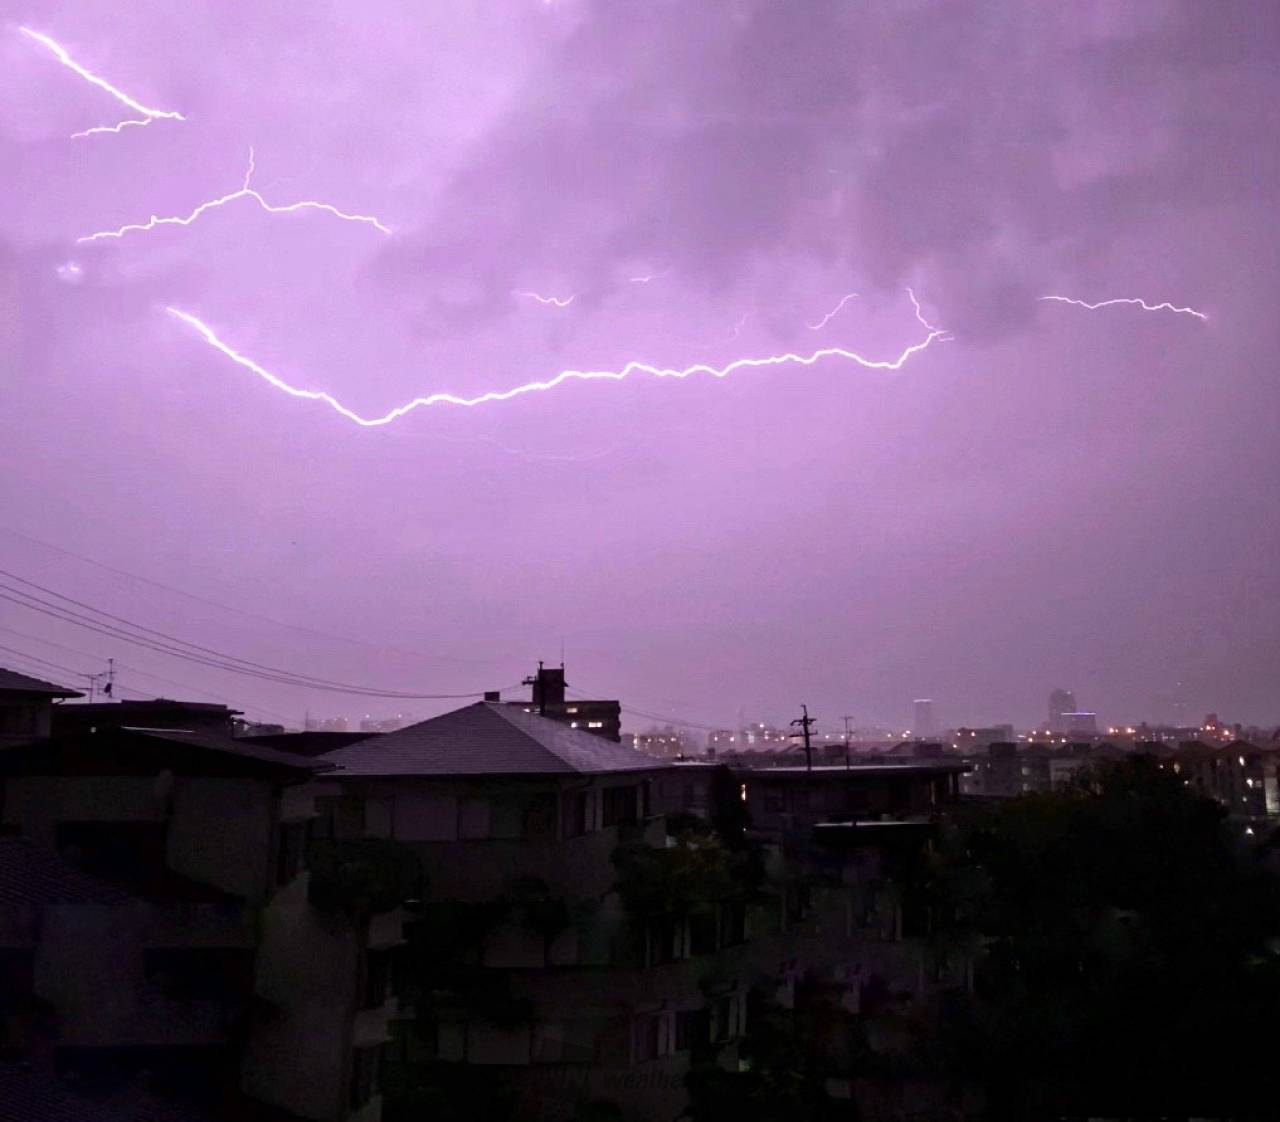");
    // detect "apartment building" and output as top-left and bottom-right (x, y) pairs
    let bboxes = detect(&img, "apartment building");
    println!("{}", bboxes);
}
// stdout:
(0, 695), (407, 1122)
